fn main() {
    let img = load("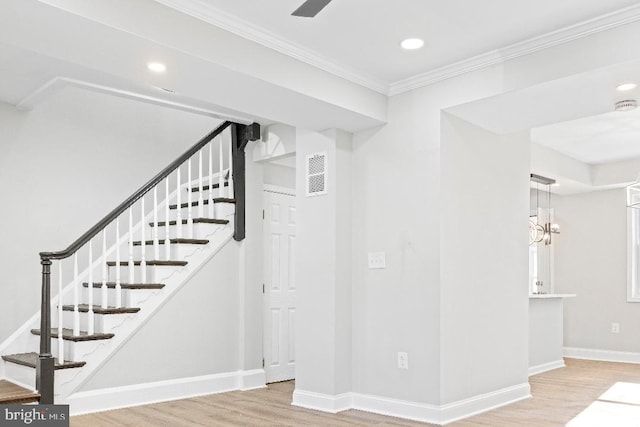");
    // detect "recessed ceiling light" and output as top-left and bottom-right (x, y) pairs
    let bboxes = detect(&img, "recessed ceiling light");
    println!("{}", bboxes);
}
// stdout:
(401, 38), (424, 50)
(147, 62), (167, 73)
(616, 82), (637, 92)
